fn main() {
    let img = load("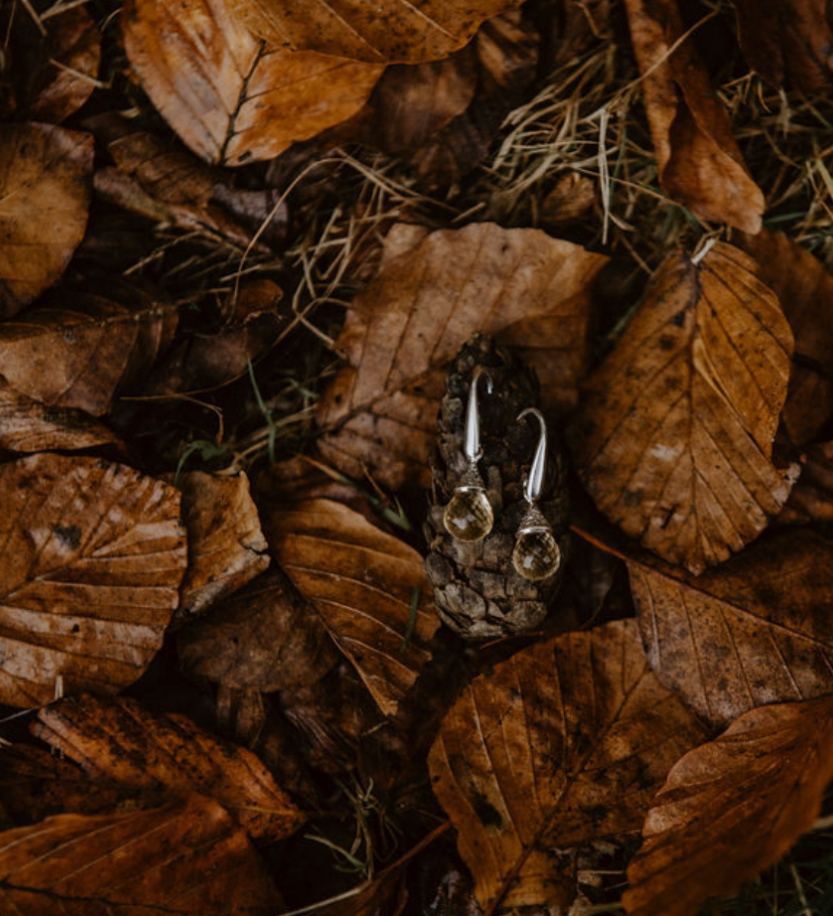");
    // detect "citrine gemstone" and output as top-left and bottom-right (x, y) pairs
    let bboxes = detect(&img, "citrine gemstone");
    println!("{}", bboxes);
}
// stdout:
(444, 488), (494, 542)
(512, 528), (561, 581)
